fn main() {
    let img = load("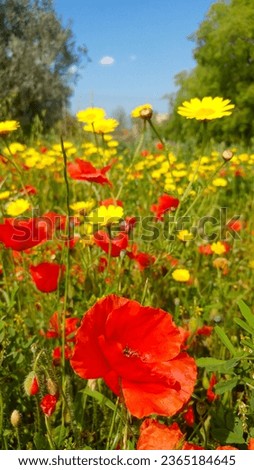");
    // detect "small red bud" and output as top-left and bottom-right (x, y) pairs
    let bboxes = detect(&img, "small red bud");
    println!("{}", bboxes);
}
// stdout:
(24, 372), (39, 396)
